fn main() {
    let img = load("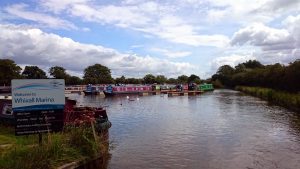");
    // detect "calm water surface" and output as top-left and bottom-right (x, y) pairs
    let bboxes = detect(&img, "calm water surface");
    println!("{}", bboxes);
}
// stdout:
(68, 89), (300, 169)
